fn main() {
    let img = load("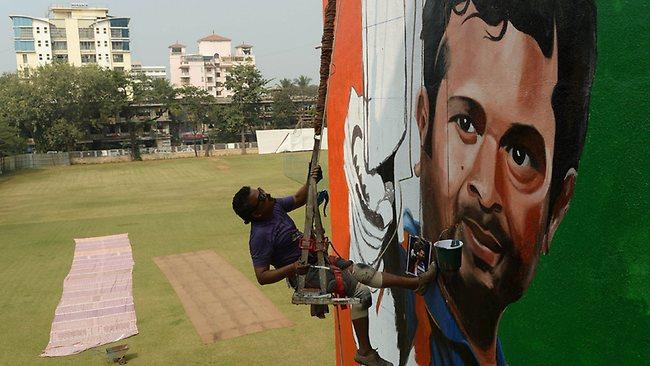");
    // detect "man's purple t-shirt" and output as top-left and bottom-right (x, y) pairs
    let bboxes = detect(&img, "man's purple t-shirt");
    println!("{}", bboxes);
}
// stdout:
(249, 196), (302, 268)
